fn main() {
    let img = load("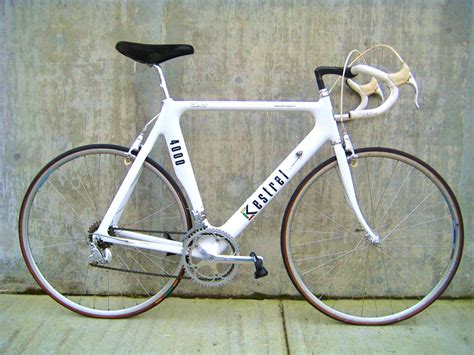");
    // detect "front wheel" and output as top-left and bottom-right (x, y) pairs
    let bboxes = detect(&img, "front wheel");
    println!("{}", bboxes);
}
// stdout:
(281, 147), (463, 325)
(19, 144), (192, 318)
